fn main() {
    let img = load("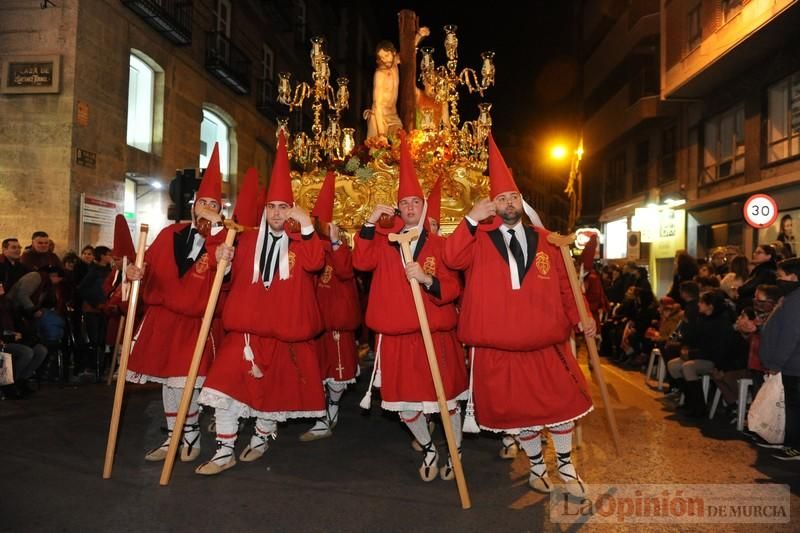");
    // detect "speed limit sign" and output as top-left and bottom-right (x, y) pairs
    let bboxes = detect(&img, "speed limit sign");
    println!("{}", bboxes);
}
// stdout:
(743, 194), (779, 228)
